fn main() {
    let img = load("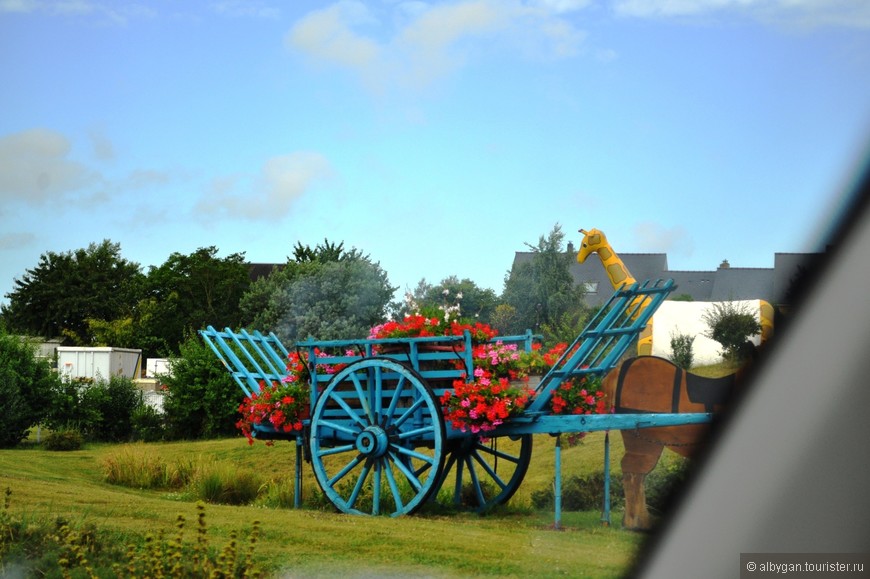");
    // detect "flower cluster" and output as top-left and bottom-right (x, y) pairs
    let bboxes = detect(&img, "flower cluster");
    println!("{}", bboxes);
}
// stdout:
(371, 289), (497, 343)
(515, 341), (576, 376)
(440, 368), (532, 434)
(467, 341), (522, 381)
(236, 349), (345, 445)
(550, 372), (608, 416)
(236, 379), (310, 446)
(369, 314), (446, 339)
(369, 314), (498, 343)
